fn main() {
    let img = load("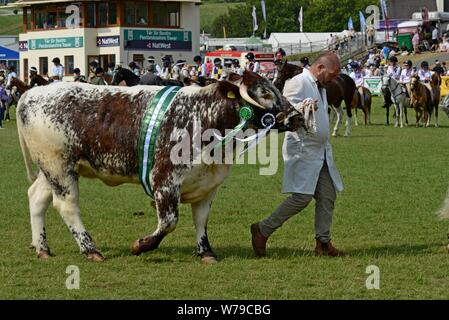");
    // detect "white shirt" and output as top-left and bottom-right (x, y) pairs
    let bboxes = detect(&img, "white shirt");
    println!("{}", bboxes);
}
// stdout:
(400, 68), (414, 83)
(432, 28), (438, 40)
(350, 71), (364, 86)
(6, 71), (16, 86)
(281, 68), (343, 195)
(52, 65), (64, 80)
(418, 69), (432, 82)
(387, 65), (401, 80)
